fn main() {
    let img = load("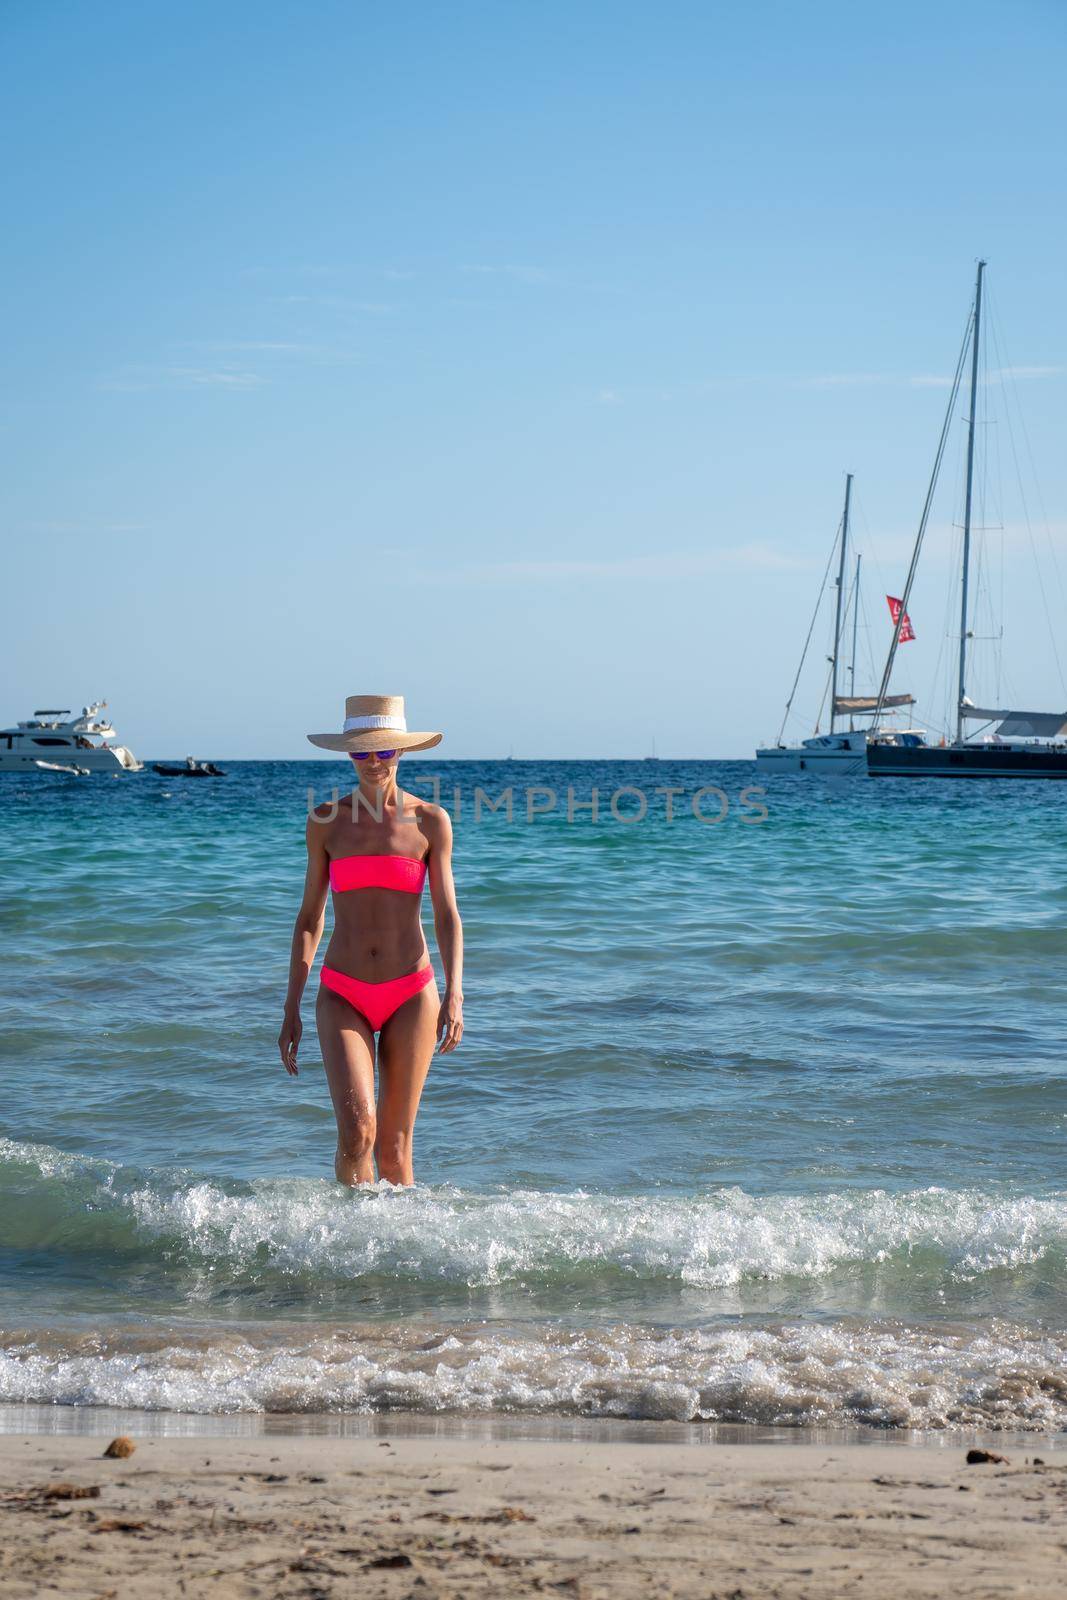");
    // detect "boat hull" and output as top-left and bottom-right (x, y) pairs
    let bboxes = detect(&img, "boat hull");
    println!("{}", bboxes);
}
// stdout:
(755, 731), (869, 776)
(0, 747), (141, 773)
(867, 744), (1067, 778)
